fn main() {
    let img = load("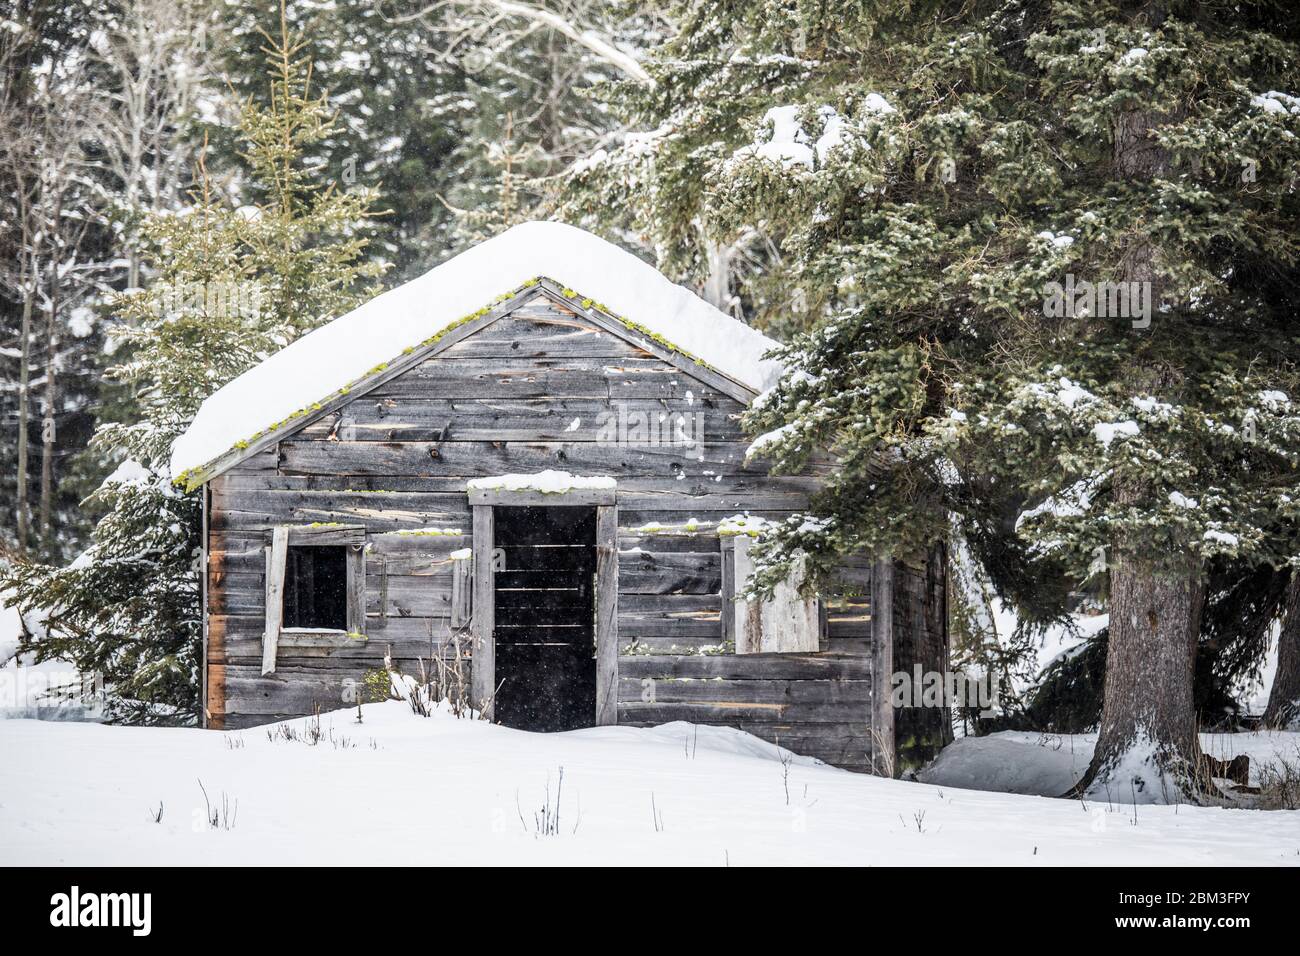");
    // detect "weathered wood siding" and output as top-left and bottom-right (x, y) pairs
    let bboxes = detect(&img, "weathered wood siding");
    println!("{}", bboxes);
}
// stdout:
(204, 289), (945, 772)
